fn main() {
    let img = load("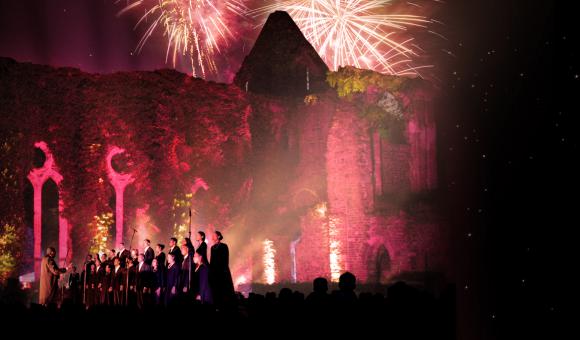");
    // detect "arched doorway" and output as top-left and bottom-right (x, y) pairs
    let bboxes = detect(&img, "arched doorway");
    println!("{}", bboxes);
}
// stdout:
(27, 141), (69, 277)
(41, 179), (59, 258)
(371, 245), (392, 284)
